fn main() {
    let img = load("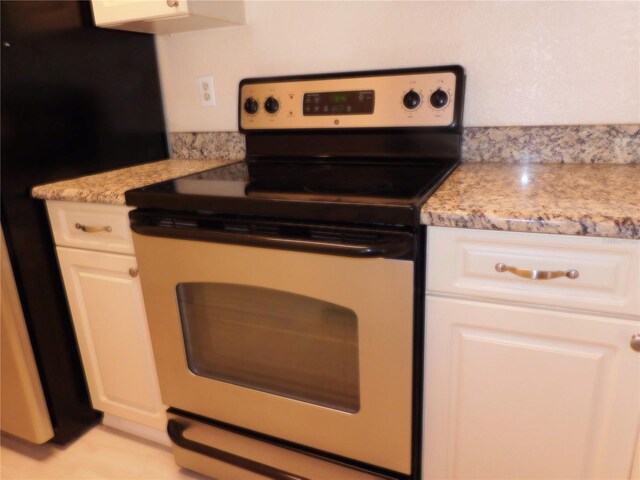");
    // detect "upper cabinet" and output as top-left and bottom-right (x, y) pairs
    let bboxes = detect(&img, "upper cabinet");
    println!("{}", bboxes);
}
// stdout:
(90, 0), (245, 34)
